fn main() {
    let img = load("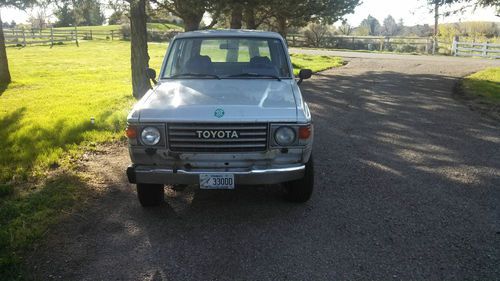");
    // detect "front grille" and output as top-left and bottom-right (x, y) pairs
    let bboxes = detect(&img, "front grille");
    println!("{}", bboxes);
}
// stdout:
(167, 123), (268, 152)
